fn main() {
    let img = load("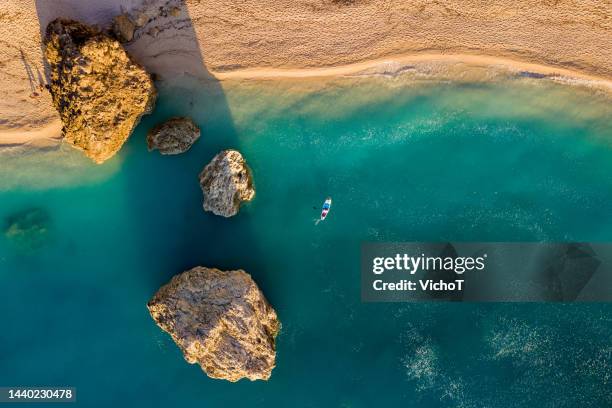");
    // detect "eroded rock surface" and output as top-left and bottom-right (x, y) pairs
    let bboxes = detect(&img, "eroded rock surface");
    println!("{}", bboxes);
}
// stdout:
(147, 117), (200, 154)
(44, 19), (156, 164)
(199, 150), (255, 217)
(147, 266), (280, 382)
